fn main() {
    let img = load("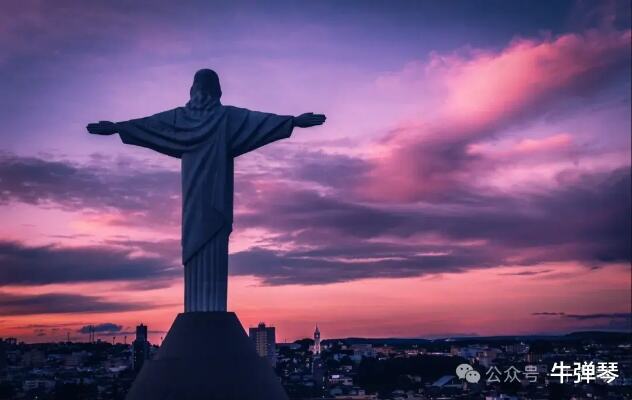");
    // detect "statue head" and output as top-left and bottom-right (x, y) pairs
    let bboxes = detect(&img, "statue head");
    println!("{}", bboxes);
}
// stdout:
(190, 69), (222, 99)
